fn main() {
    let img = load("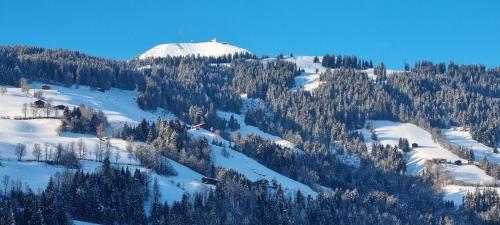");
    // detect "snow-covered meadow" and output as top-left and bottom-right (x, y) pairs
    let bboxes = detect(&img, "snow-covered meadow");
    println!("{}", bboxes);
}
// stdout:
(441, 127), (500, 164)
(358, 120), (499, 204)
